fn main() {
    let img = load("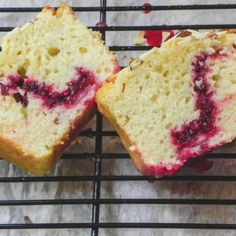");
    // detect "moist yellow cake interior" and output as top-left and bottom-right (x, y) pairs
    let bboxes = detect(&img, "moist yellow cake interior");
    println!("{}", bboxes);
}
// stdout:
(0, 4), (115, 160)
(97, 30), (236, 166)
